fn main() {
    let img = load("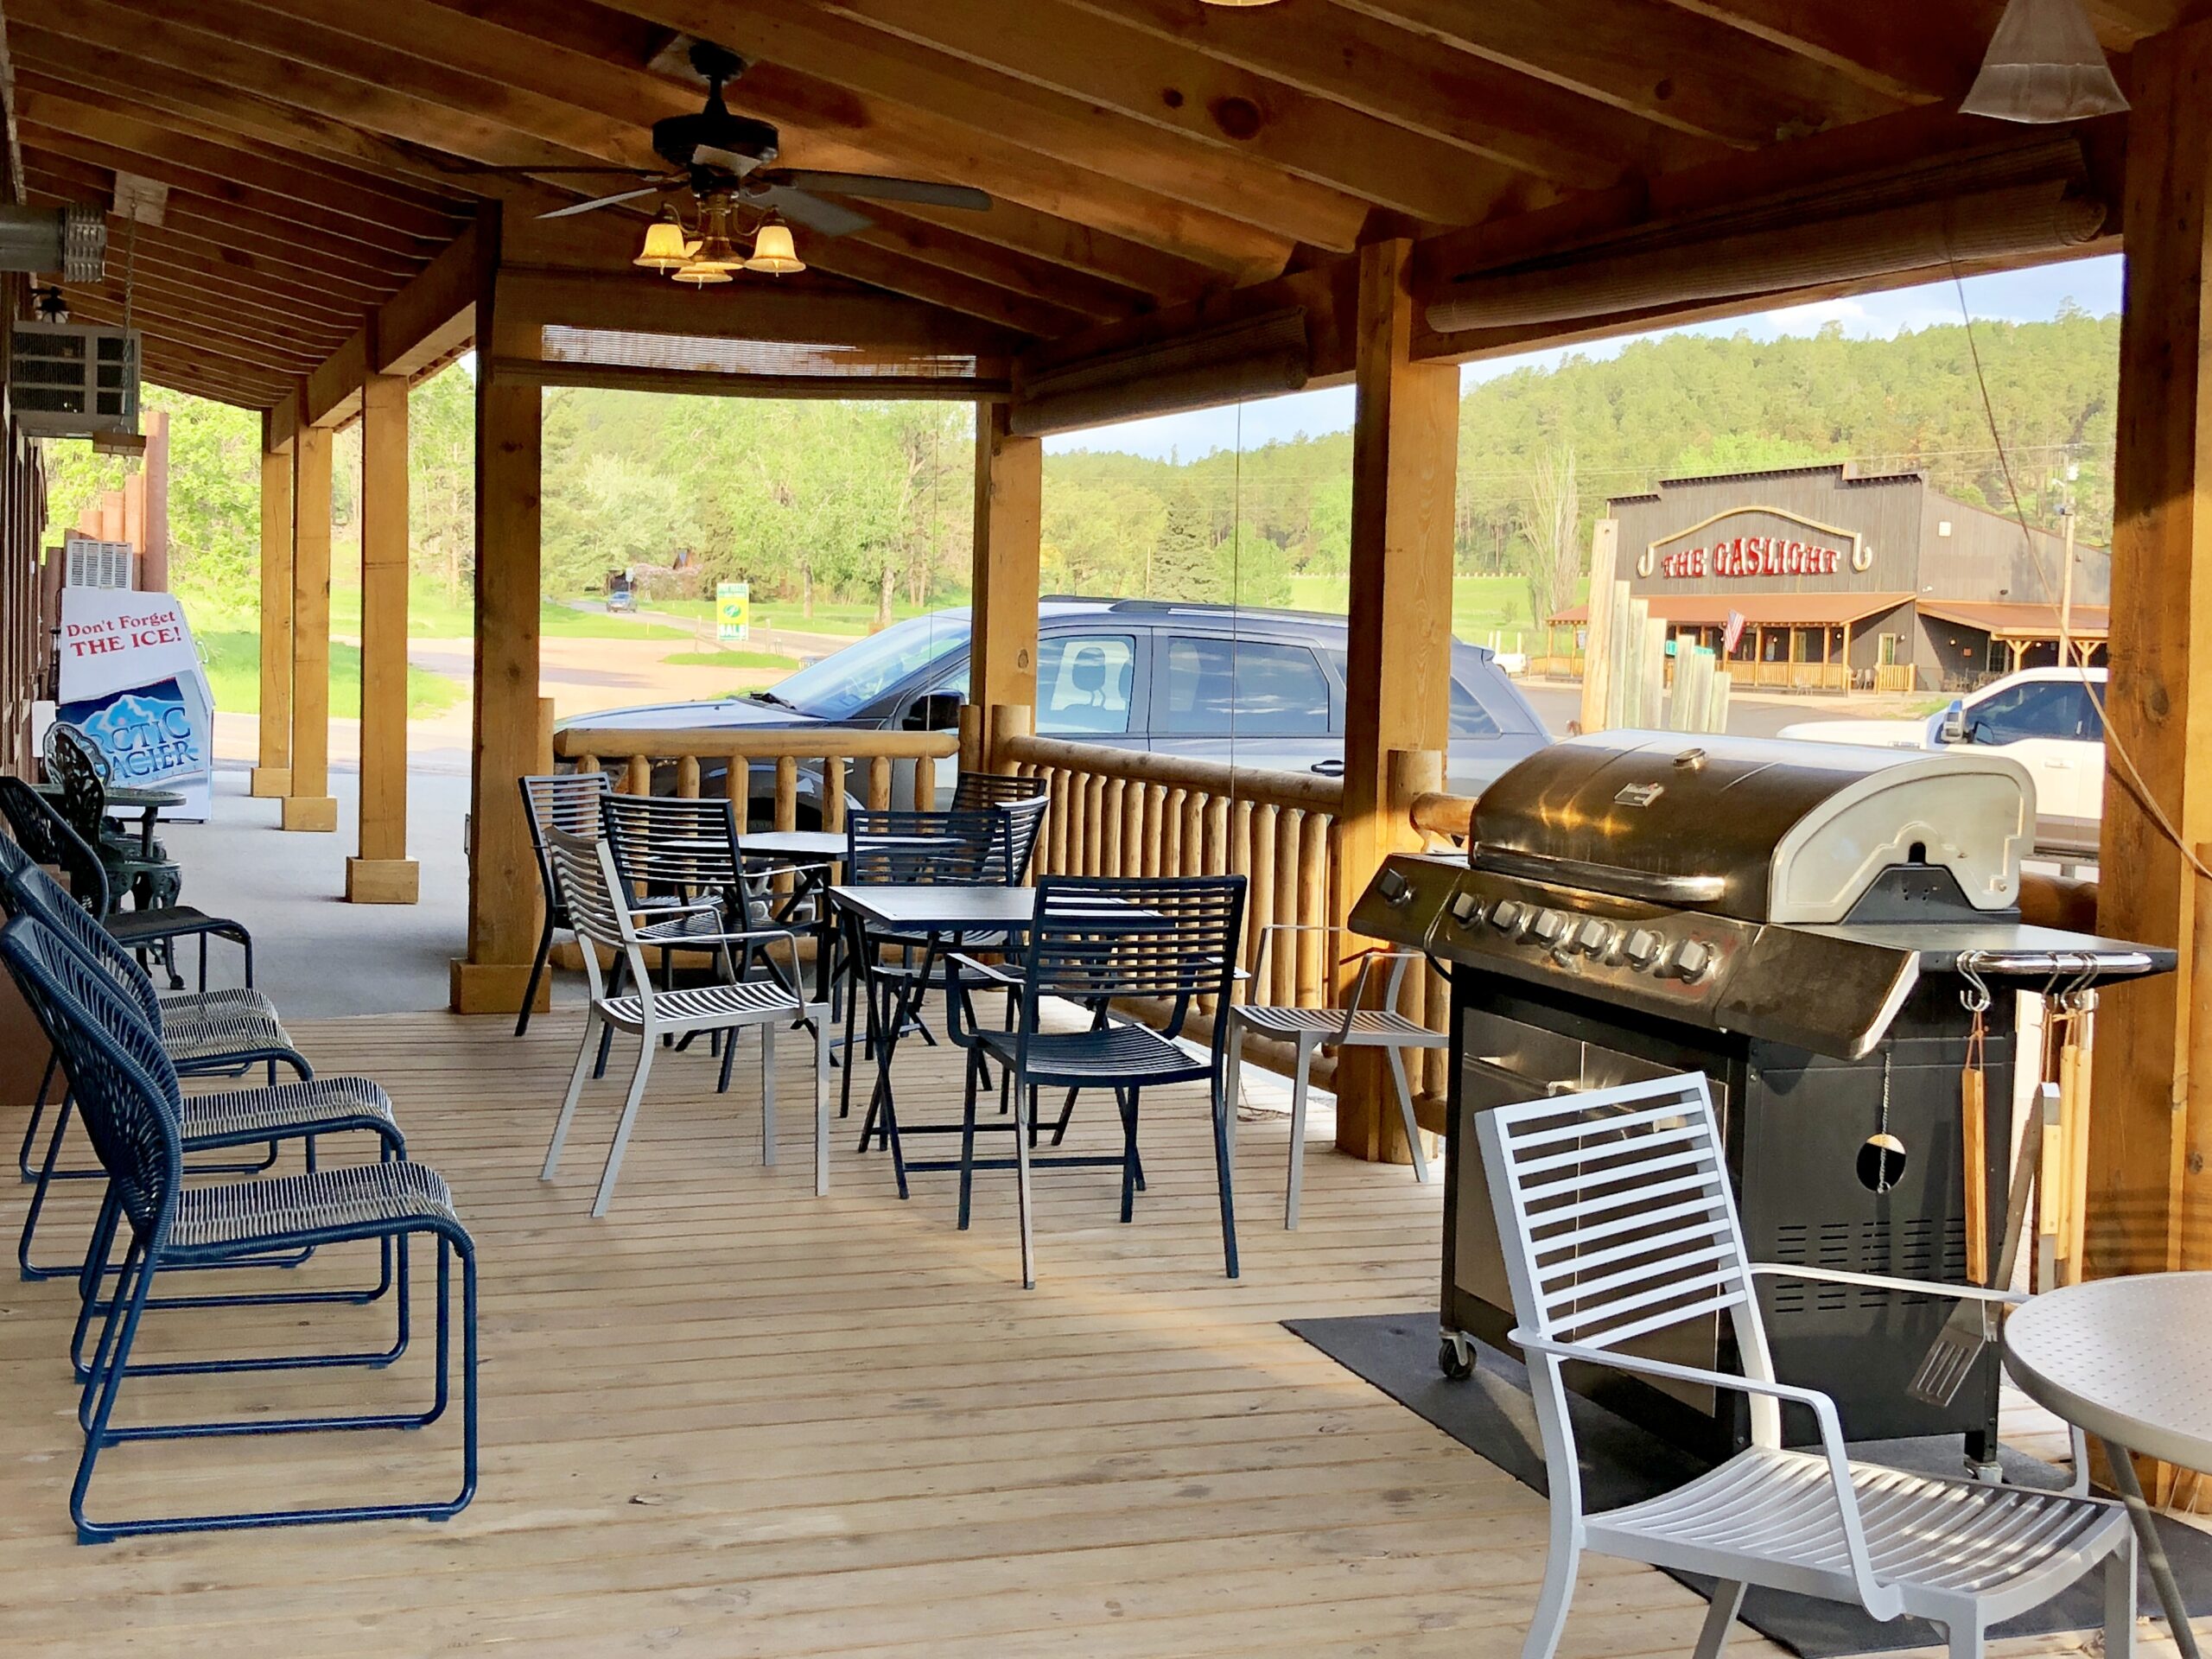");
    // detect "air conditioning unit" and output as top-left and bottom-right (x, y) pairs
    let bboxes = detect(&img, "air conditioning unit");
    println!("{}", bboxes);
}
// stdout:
(63, 537), (134, 591)
(11, 322), (139, 438)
